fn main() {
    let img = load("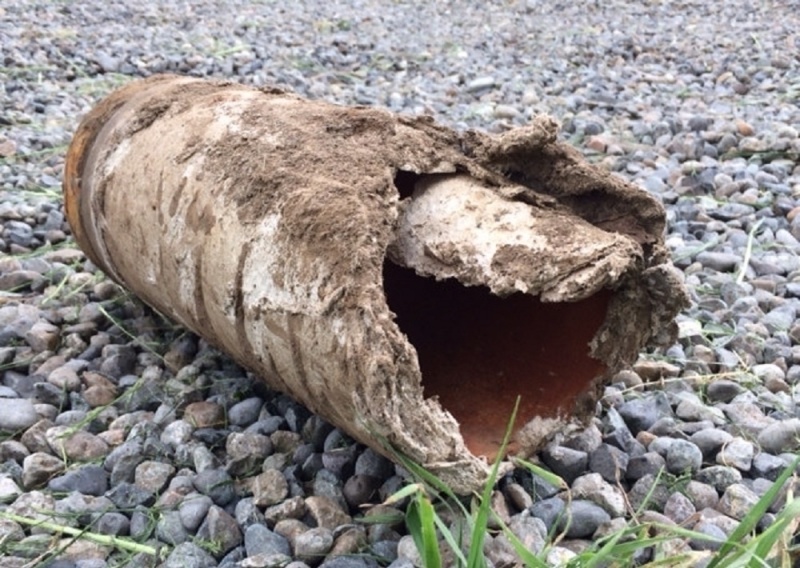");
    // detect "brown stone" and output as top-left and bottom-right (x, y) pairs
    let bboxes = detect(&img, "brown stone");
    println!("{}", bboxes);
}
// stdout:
(183, 401), (224, 428)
